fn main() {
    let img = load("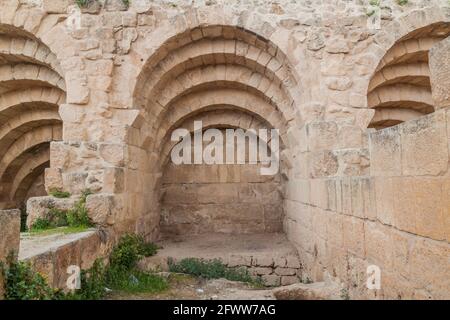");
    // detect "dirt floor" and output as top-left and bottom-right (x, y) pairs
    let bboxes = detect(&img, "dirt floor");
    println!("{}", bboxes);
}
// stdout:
(155, 233), (298, 262)
(106, 273), (275, 300)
